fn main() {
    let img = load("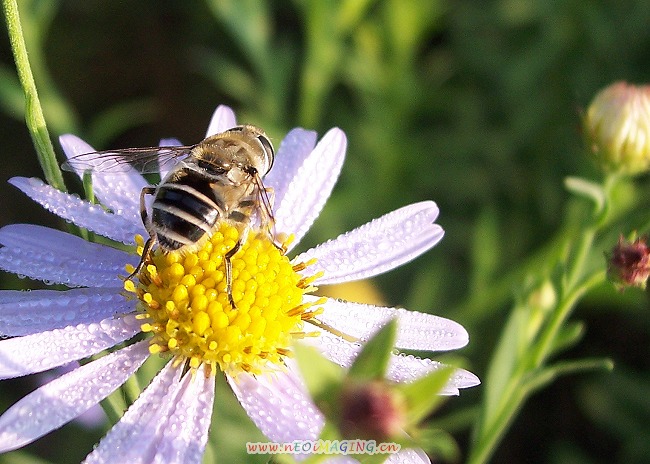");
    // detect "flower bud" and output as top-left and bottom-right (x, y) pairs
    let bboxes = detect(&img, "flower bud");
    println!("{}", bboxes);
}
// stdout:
(339, 380), (406, 441)
(584, 81), (650, 175)
(525, 280), (557, 342)
(527, 279), (557, 313)
(607, 235), (650, 290)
